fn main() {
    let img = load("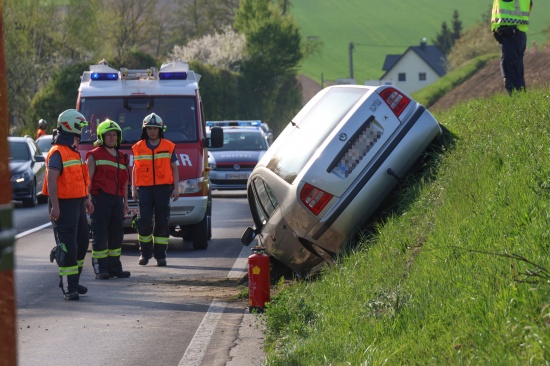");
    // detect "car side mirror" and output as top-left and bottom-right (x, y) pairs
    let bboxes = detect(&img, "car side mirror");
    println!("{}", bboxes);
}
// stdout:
(241, 227), (256, 246)
(205, 126), (223, 148)
(35, 155), (46, 162)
